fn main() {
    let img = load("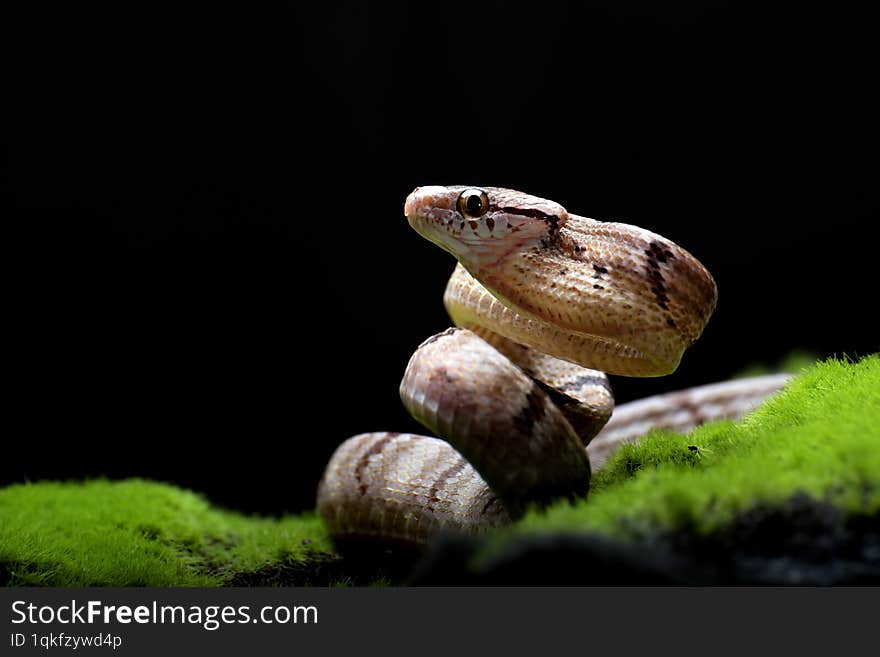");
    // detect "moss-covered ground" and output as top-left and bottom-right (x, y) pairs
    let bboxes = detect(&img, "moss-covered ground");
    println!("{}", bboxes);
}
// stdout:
(0, 480), (336, 586)
(2, 355), (877, 585)
(526, 355), (880, 536)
